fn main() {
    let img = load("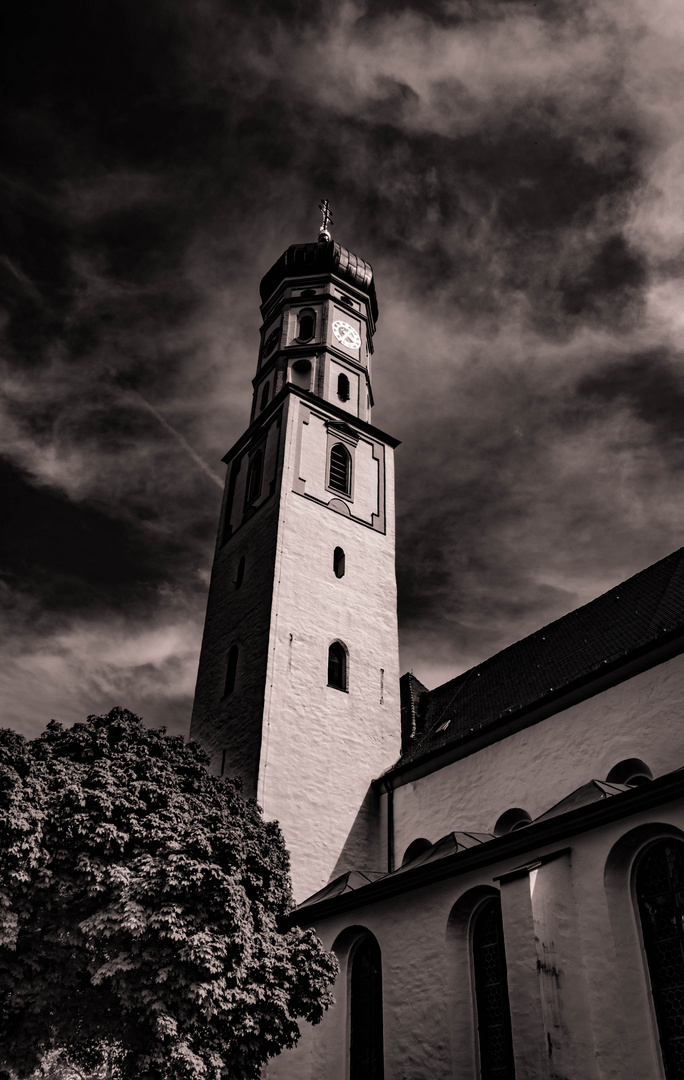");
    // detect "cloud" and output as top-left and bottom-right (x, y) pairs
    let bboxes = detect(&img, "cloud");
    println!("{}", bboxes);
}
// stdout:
(3, 0), (684, 731)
